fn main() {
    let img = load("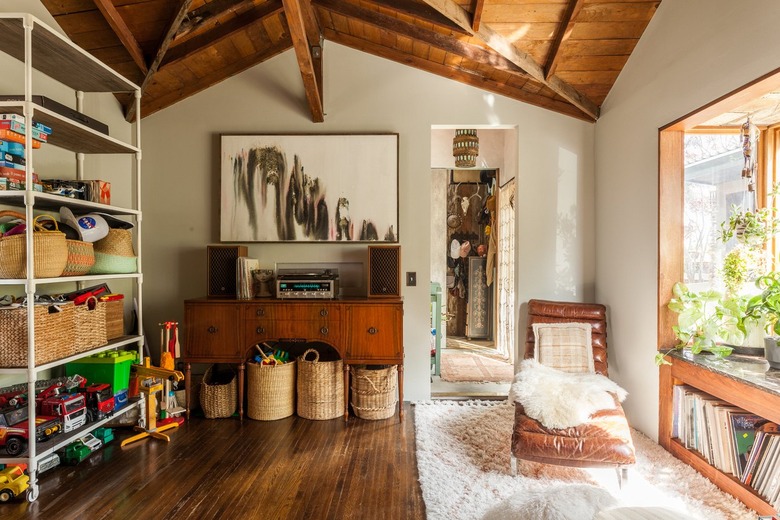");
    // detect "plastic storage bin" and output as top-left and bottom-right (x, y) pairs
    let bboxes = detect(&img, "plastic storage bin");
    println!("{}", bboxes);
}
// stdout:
(66, 350), (136, 393)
